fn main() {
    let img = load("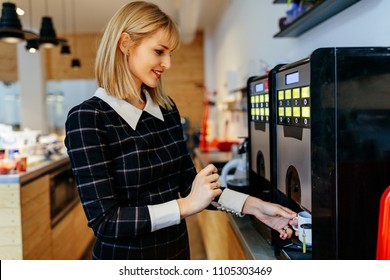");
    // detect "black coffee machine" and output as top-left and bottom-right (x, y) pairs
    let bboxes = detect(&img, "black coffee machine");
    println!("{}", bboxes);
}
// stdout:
(246, 67), (285, 244)
(272, 47), (390, 259)
(247, 73), (273, 242)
